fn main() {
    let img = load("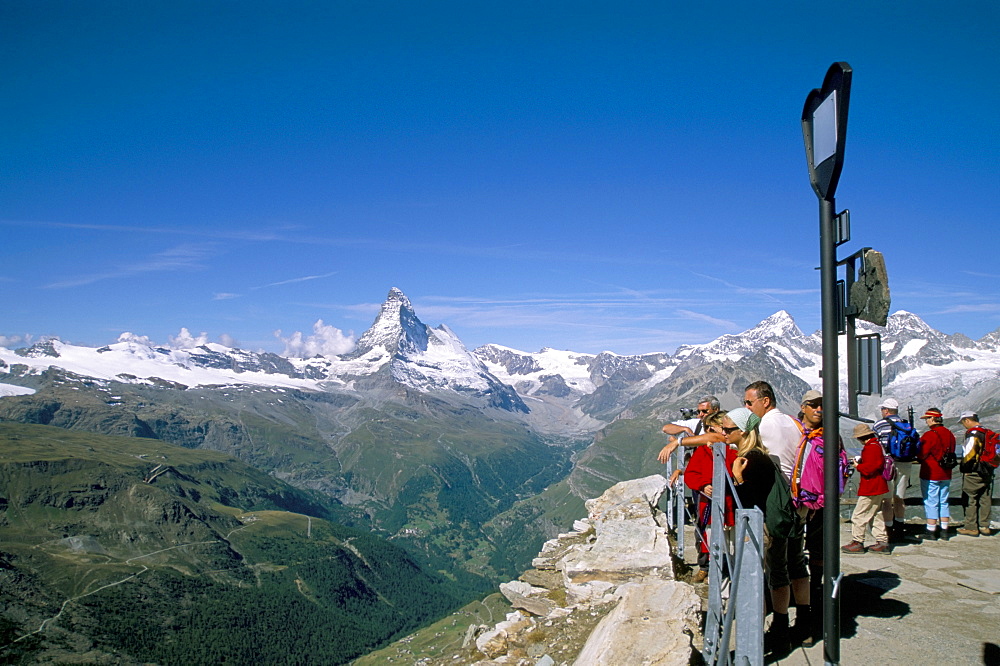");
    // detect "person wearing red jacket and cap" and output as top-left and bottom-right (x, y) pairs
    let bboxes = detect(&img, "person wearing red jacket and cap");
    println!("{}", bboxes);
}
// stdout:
(842, 423), (891, 554)
(917, 407), (956, 540)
